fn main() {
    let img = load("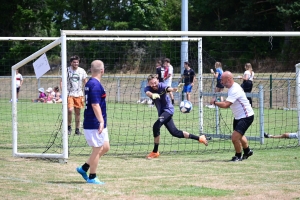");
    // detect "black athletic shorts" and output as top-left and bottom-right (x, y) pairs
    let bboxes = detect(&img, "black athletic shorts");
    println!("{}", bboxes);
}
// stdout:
(233, 115), (254, 136)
